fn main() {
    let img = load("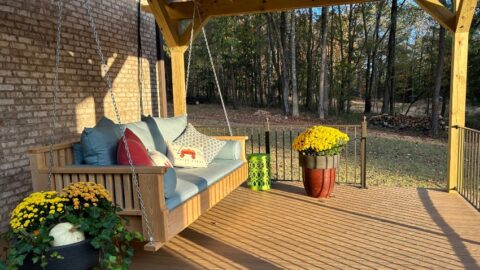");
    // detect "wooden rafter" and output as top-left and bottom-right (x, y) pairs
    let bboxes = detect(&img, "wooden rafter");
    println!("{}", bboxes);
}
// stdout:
(455, 0), (478, 32)
(415, 0), (455, 32)
(148, 0), (181, 47)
